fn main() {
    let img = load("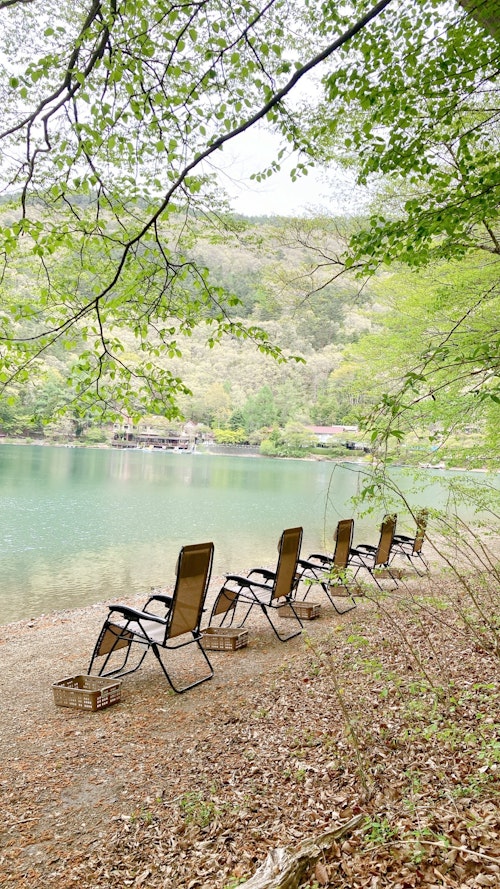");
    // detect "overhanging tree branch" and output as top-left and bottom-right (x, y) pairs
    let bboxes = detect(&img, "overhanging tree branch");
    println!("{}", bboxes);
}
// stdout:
(1, 0), (396, 342)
